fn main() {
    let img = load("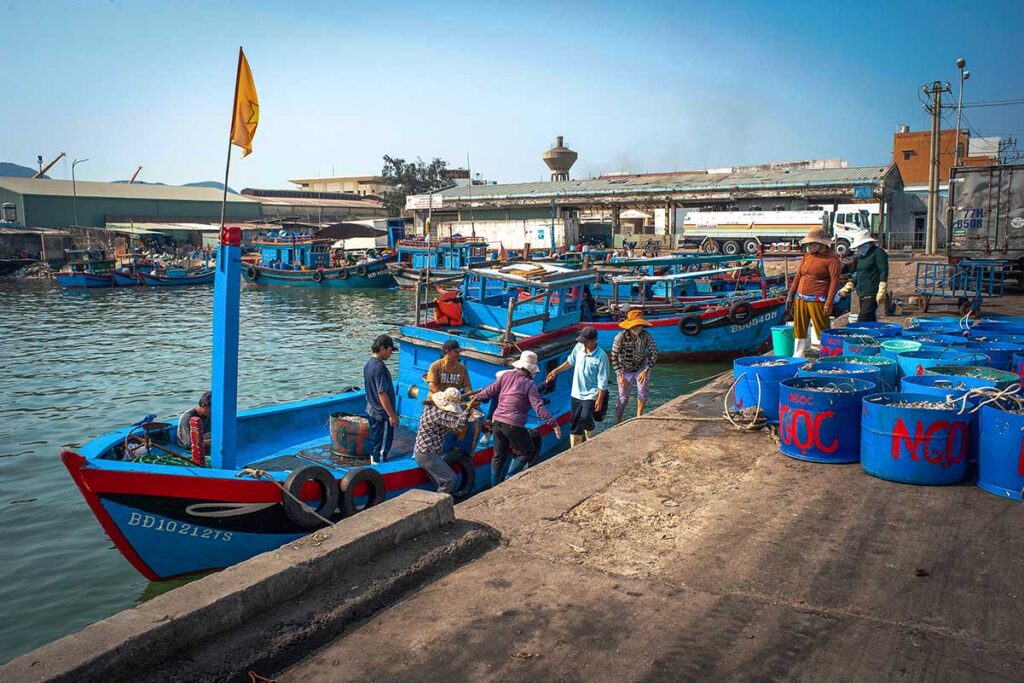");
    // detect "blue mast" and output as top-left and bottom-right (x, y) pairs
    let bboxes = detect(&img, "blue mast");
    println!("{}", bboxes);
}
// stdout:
(210, 226), (242, 469)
